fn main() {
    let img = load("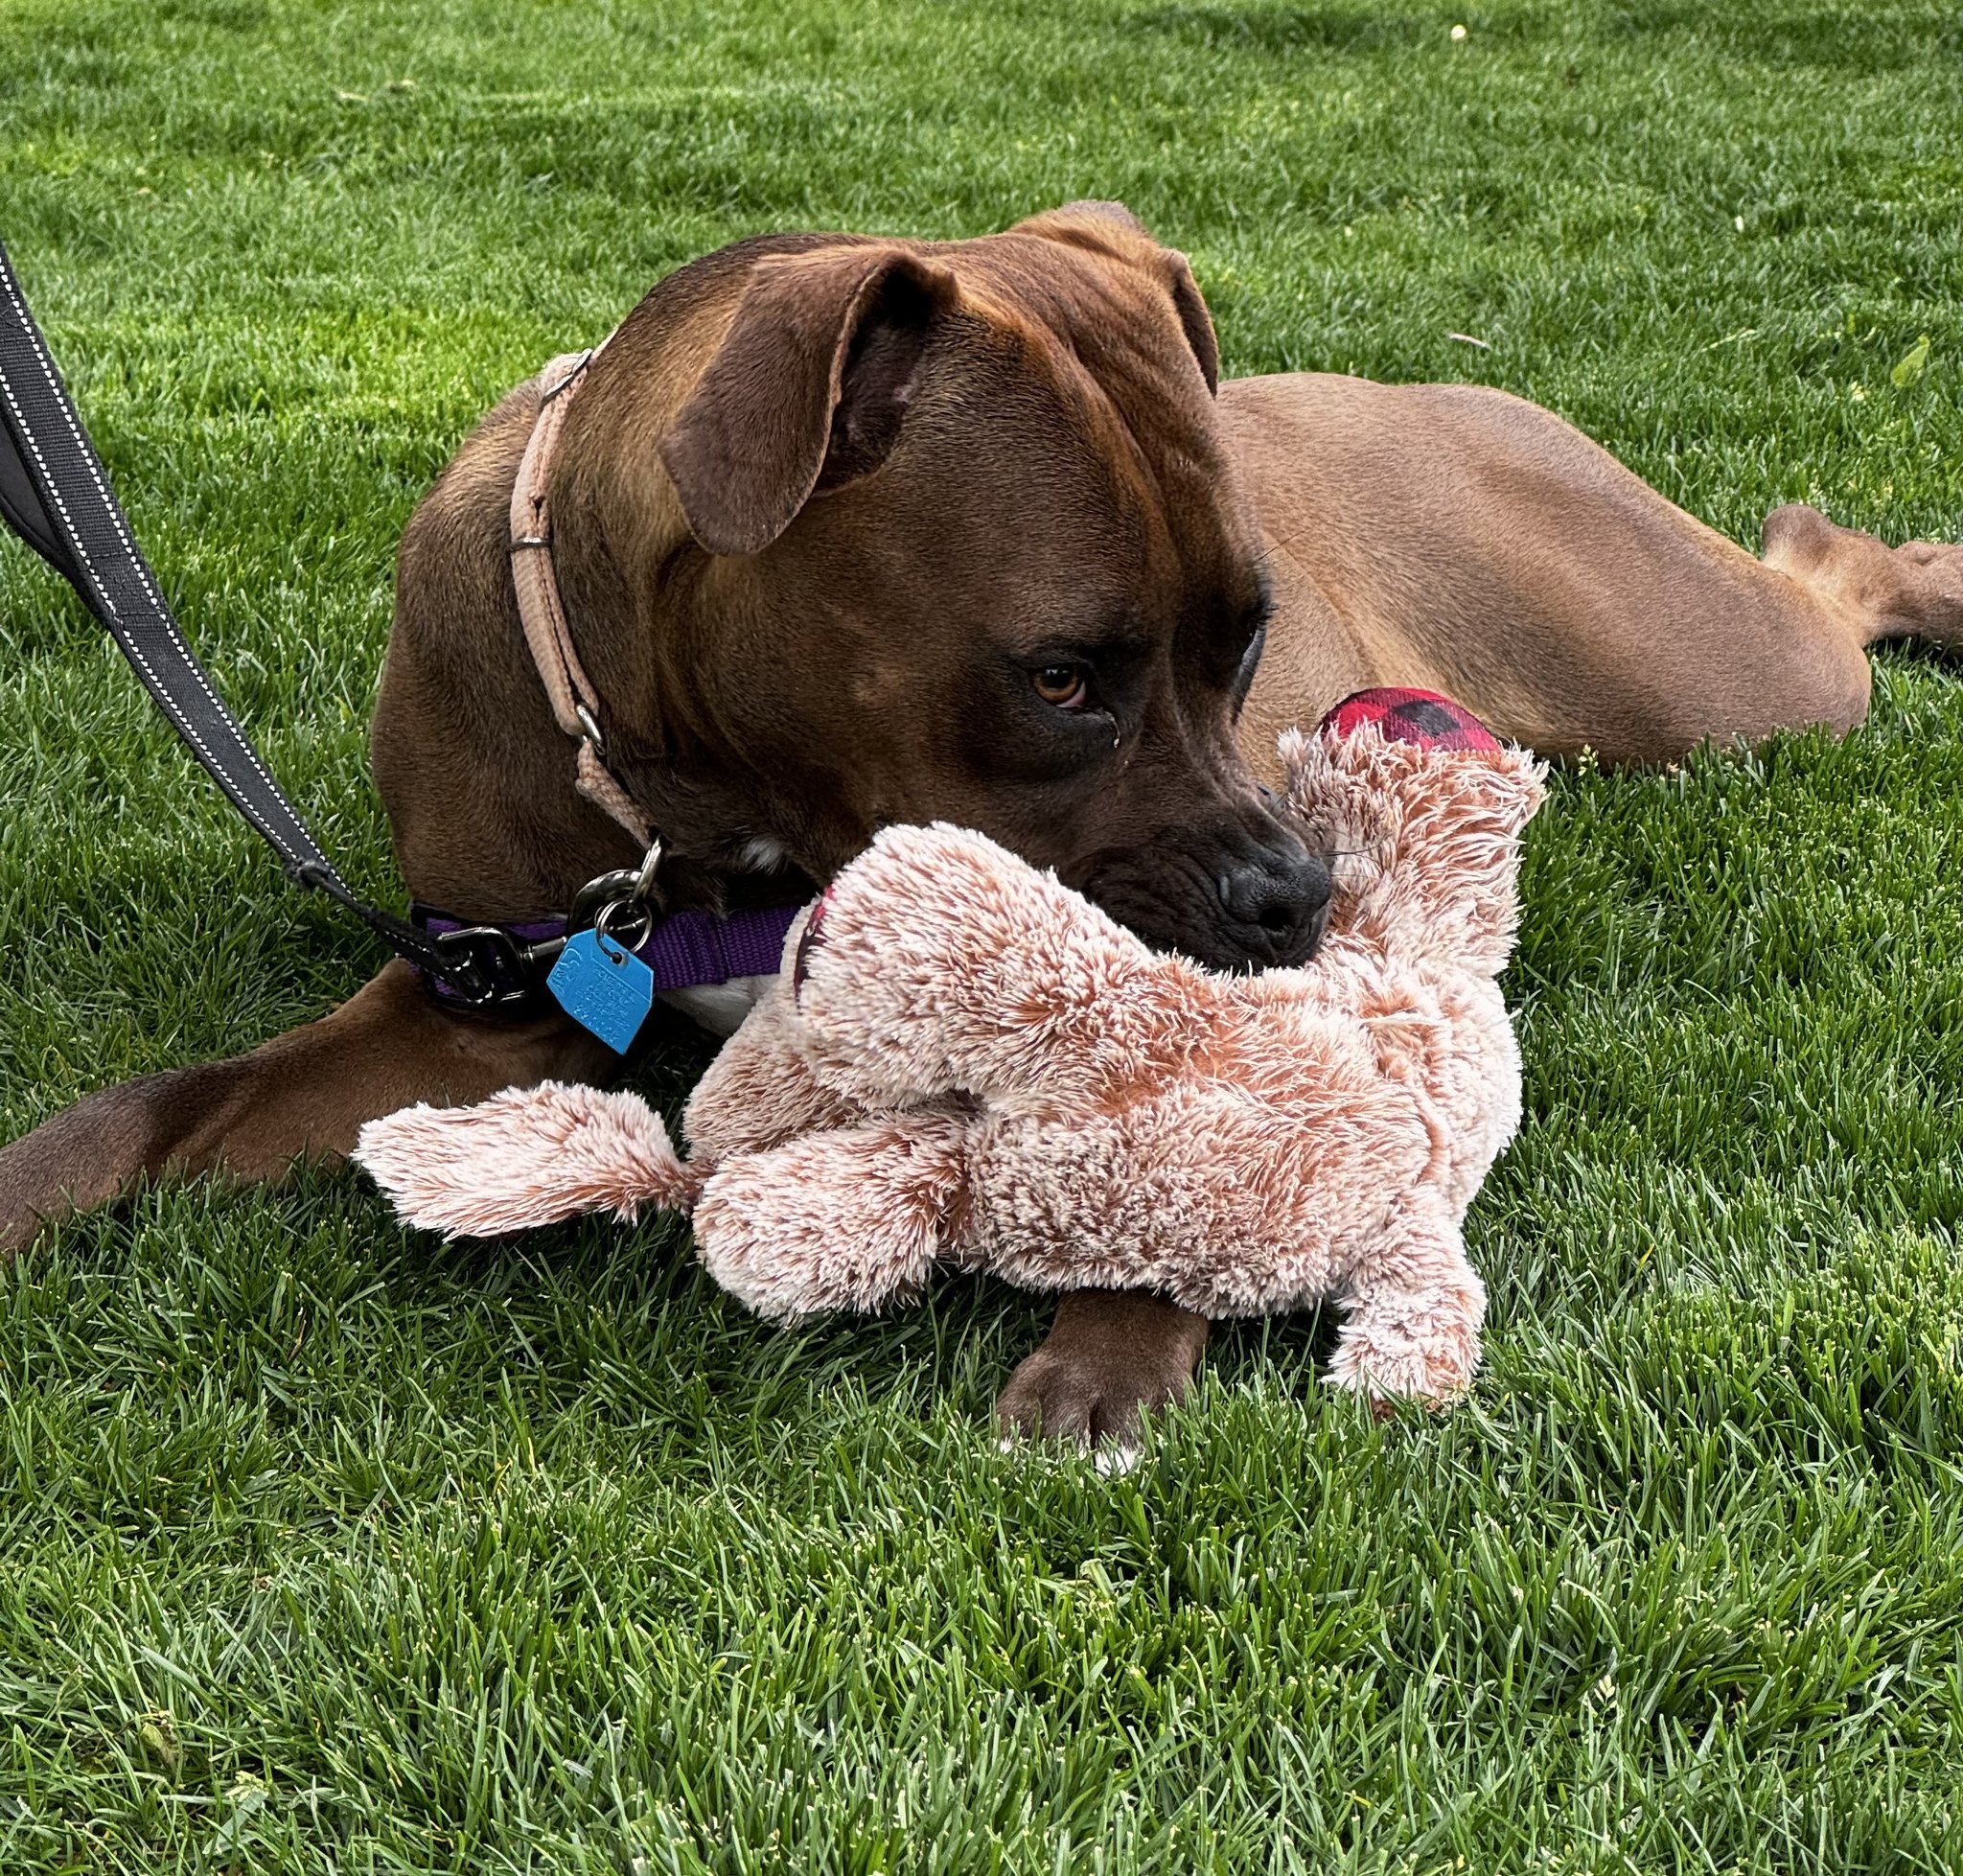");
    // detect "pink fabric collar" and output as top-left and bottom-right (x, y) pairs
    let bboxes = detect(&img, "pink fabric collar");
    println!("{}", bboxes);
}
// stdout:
(507, 340), (653, 846)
